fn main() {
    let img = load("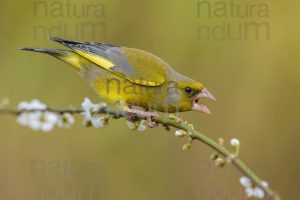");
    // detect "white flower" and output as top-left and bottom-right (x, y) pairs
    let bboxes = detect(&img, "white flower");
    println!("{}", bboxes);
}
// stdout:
(137, 120), (146, 131)
(57, 113), (75, 128)
(18, 111), (58, 132)
(18, 99), (46, 110)
(30, 111), (58, 132)
(230, 138), (240, 146)
(16, 99), (58, 132)
(175, 130), (188, 137)
(82, 98), (106, 114)
(17, 113), (31, 126)
(126, 120), (146, 131)
(240, 176), (269, 199)
(81, 98), (107, 128)
(127, 120), (137, 130)
(82, 114), (105, 128)
(90, 116), (105, 128)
